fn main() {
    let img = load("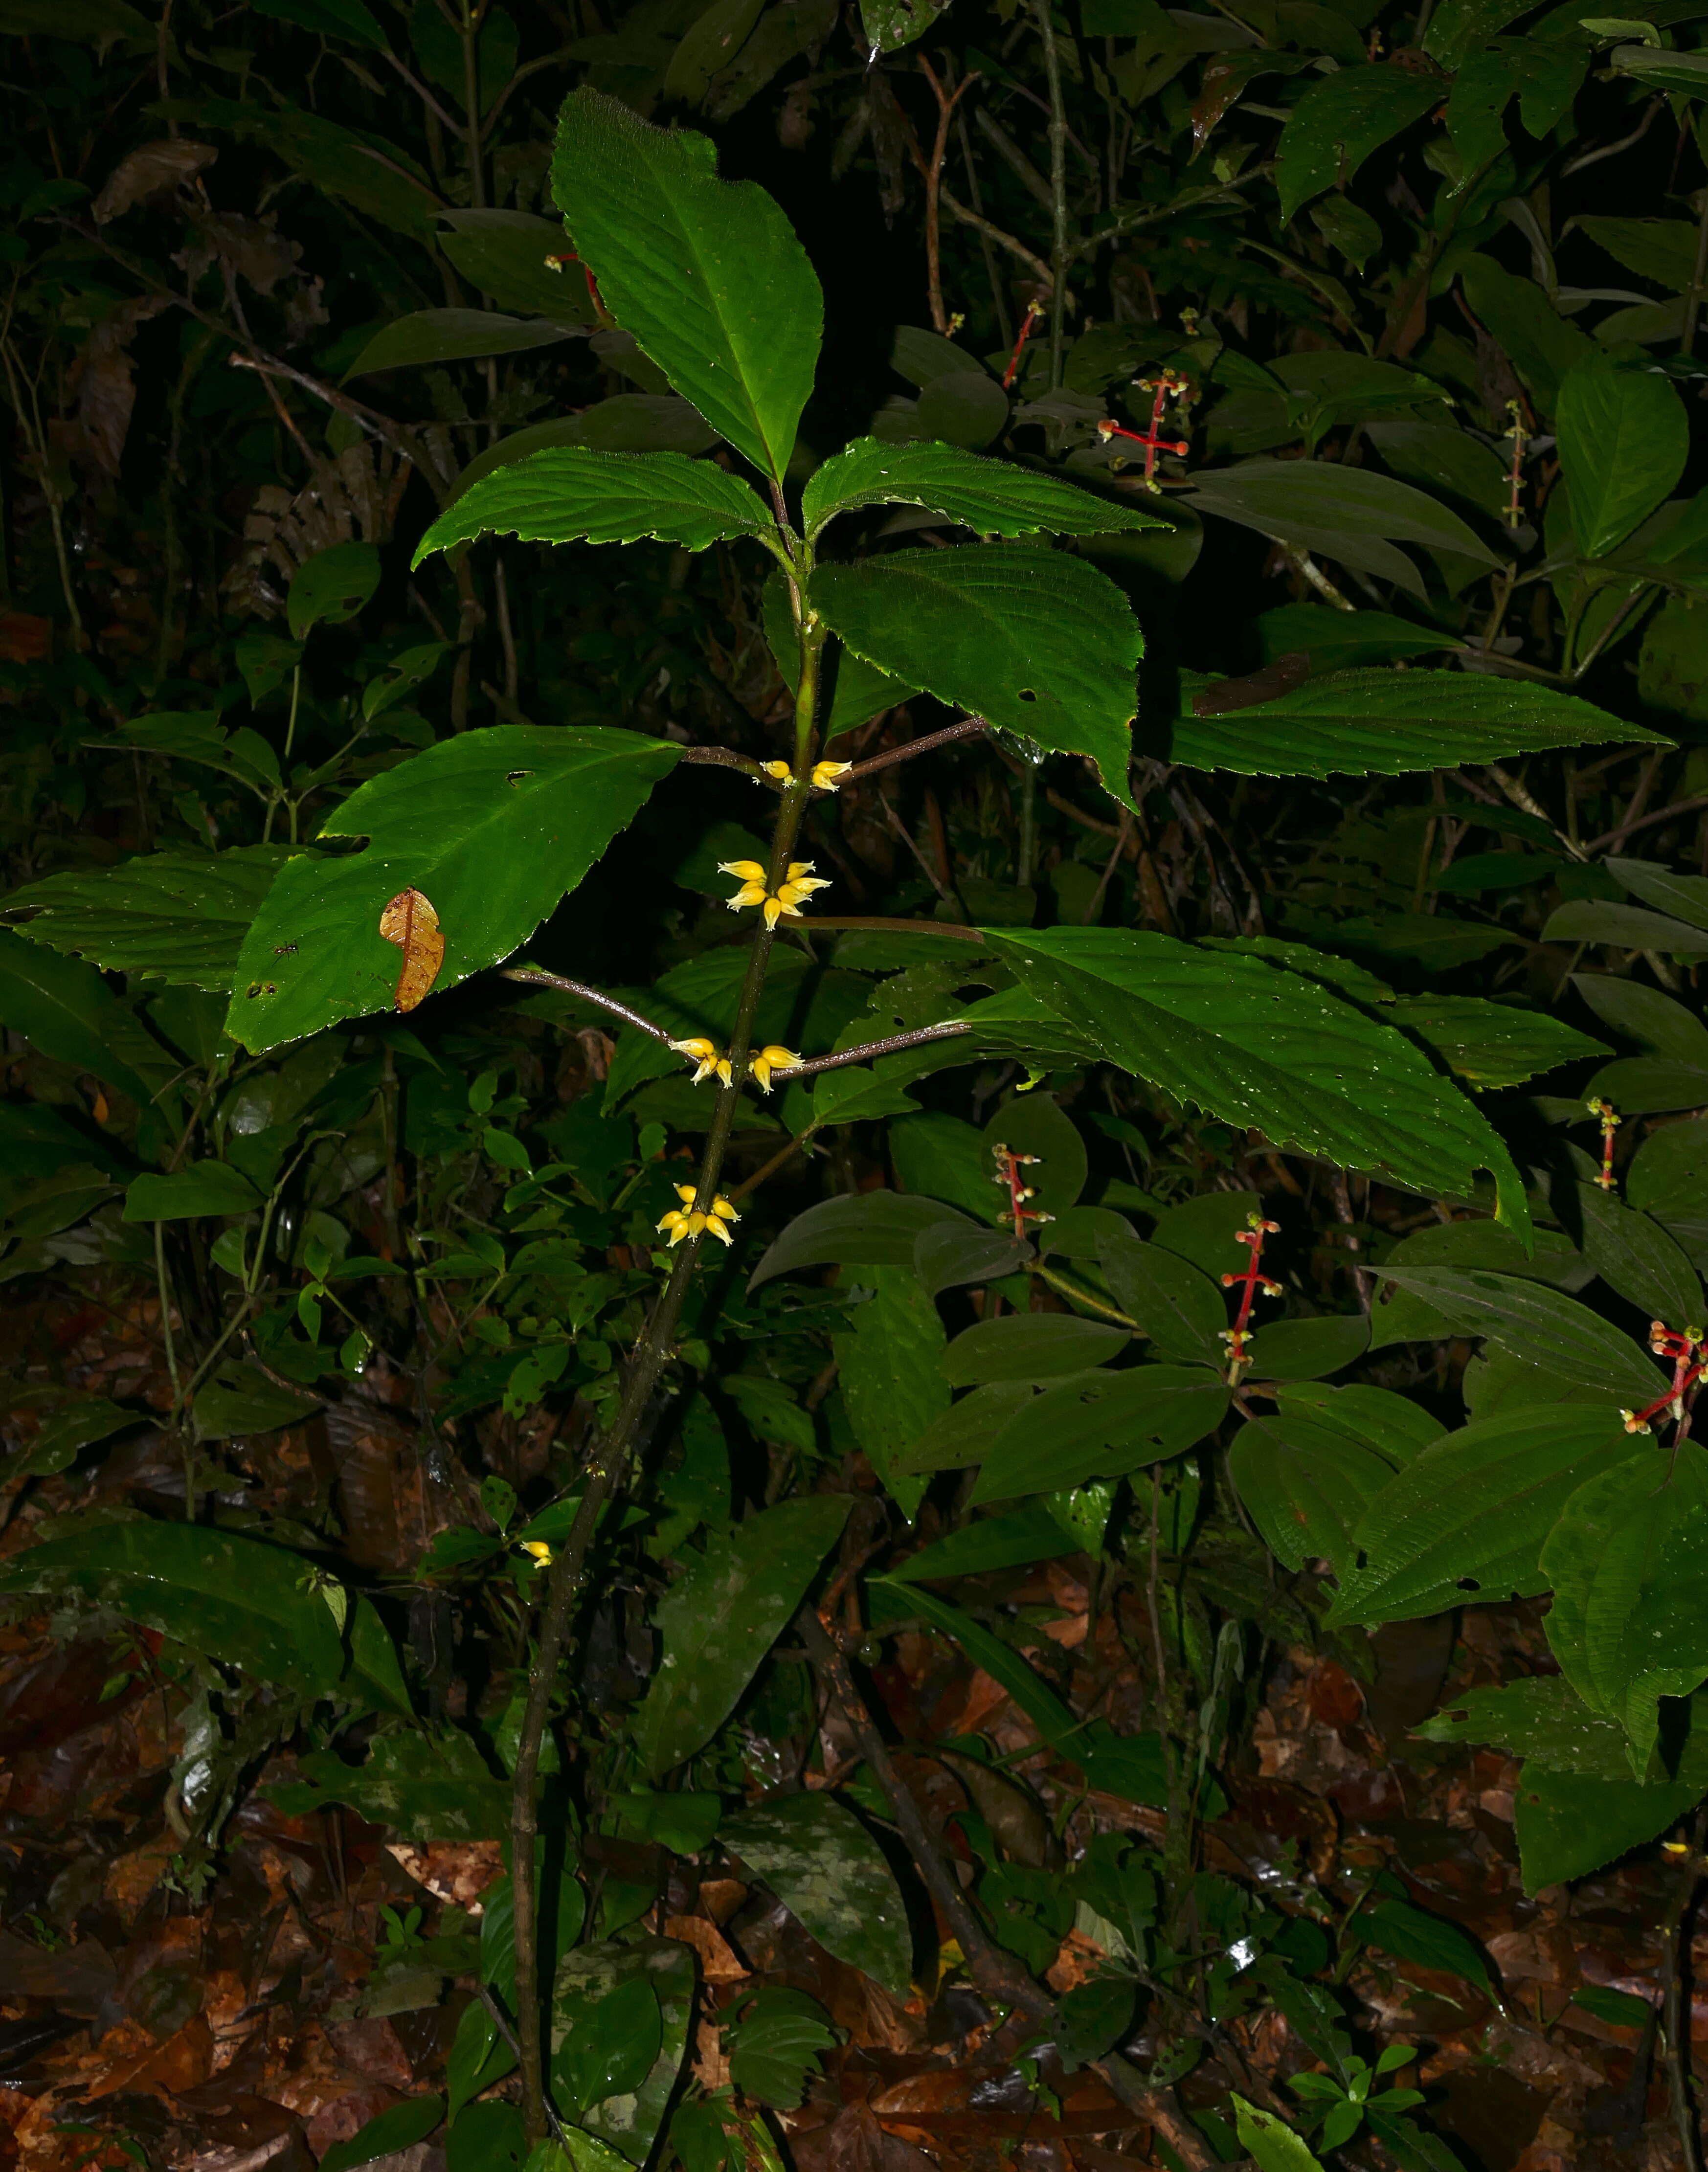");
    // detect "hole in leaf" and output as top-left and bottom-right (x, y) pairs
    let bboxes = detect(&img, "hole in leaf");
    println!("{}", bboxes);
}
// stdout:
(1456, 1576), (1481, 1590)
(506, 769), (535, 784)
(1017, 689), (1038, 703)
